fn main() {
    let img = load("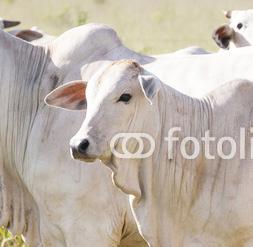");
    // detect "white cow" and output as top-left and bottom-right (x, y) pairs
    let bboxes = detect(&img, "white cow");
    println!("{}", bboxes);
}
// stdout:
(40, 23), (253, 247)
(213, 9), (253, 49)
(45, 60), (253, 247)
(0, 24), (154, 247)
